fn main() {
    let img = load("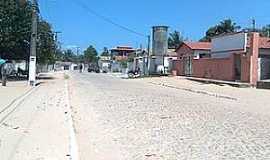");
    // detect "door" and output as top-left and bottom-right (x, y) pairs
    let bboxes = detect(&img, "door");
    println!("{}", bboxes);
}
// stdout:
(184, 56), (192, 76)
(234, 54), (241, 81)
